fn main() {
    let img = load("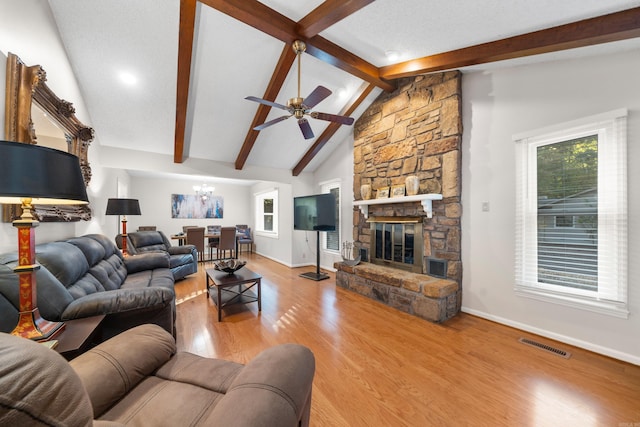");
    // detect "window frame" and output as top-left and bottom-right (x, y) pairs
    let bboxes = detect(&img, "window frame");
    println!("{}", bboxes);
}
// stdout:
(320, 179), (341, 254)
(514, 109), (628, 318)
(254, 188), (279, 238)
